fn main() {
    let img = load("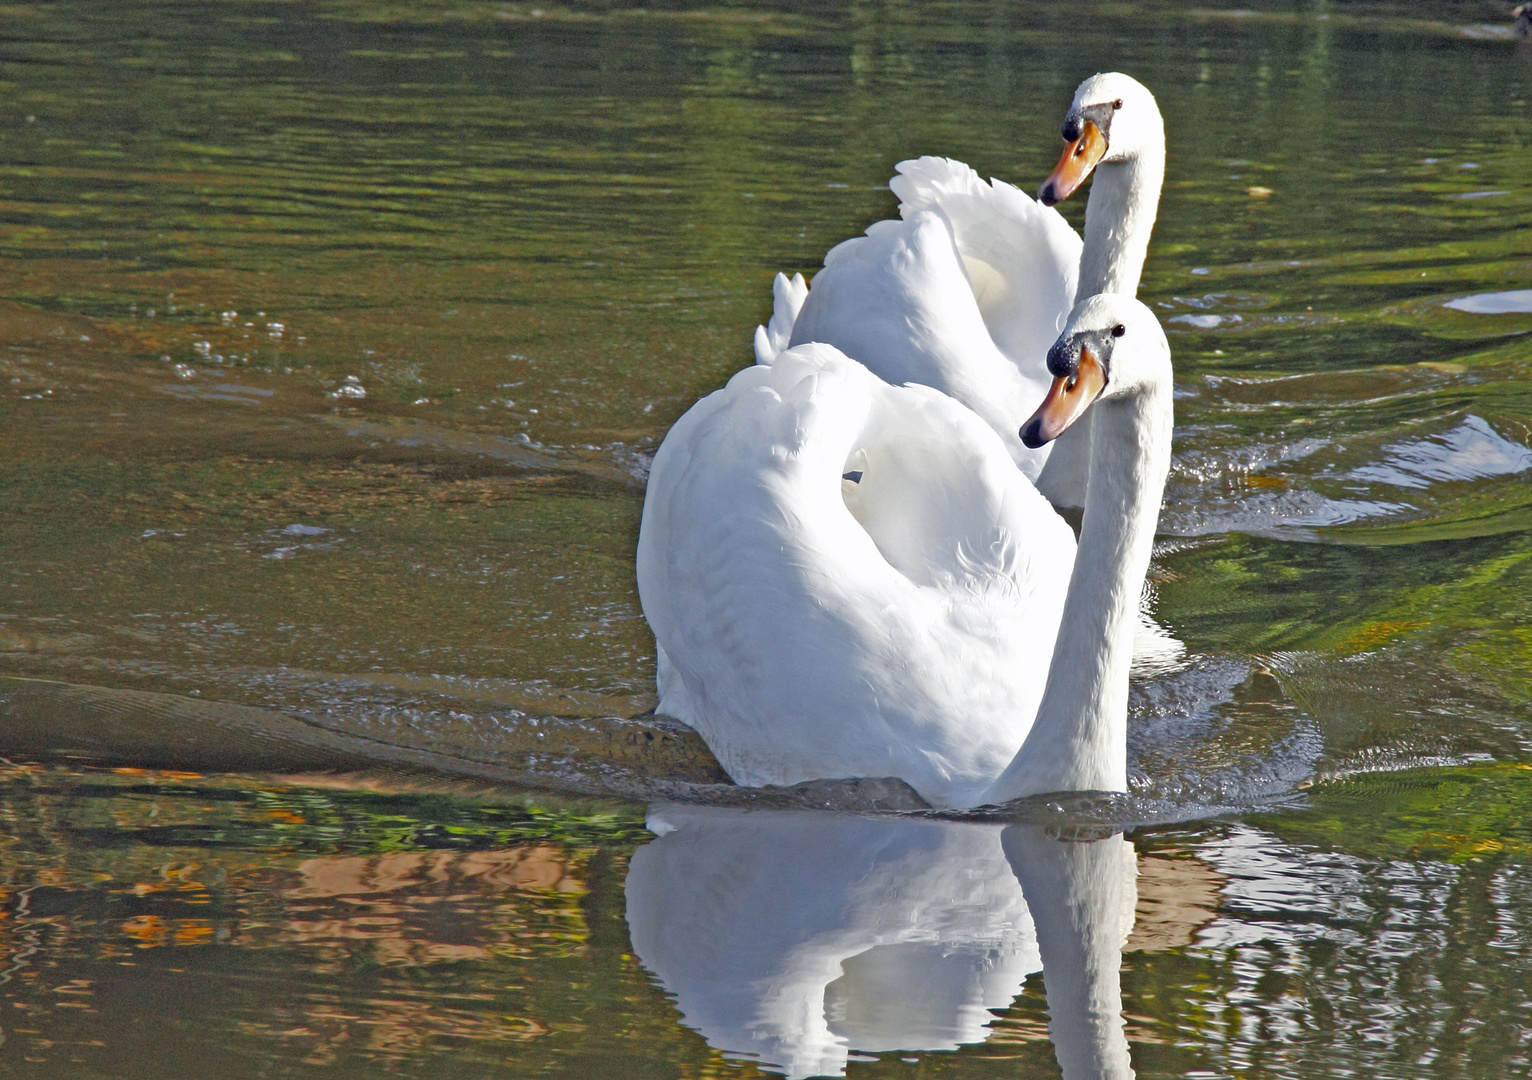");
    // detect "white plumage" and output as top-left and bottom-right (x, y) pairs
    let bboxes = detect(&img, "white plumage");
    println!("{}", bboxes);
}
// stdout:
(639, 342), (1073, 807)
(639, 296), (1174, 808)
